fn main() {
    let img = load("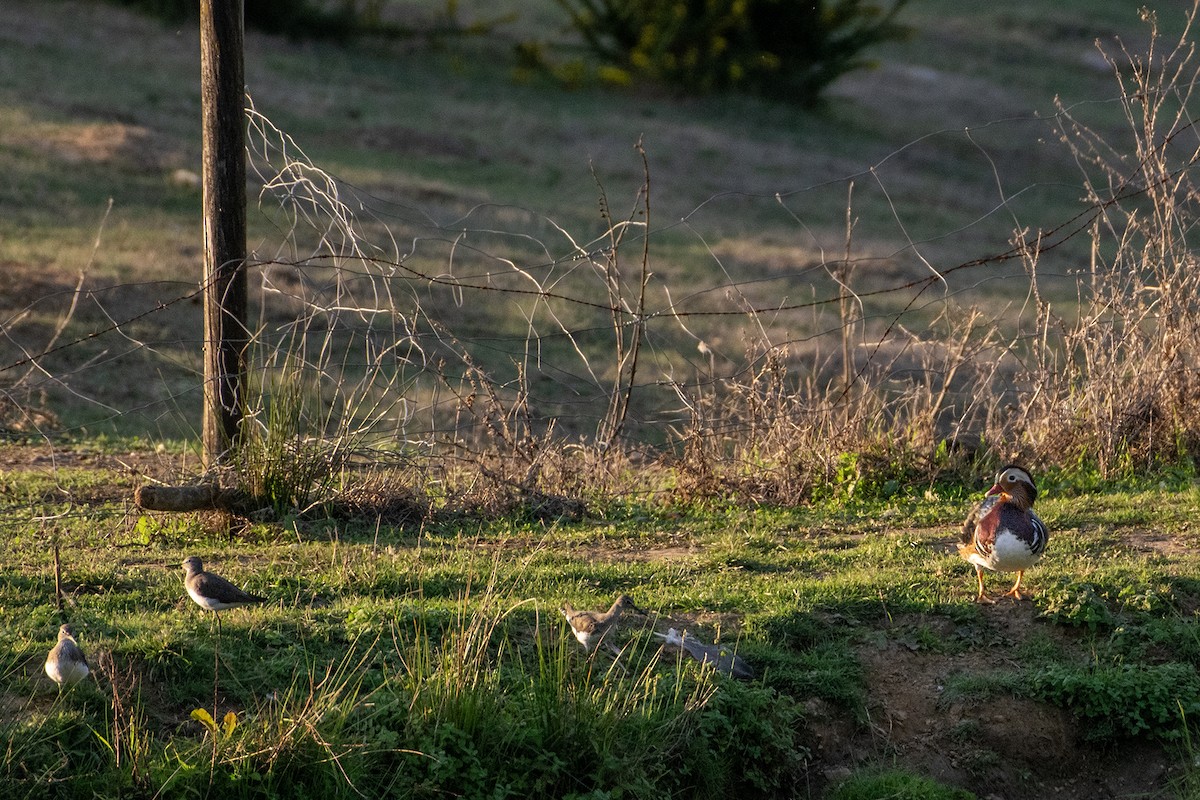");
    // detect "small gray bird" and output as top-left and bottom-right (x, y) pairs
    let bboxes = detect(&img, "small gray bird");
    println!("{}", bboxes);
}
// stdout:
(560, 594), (648, 654)
(45, 624), (89, 687)
(182, 556), (266, 612)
